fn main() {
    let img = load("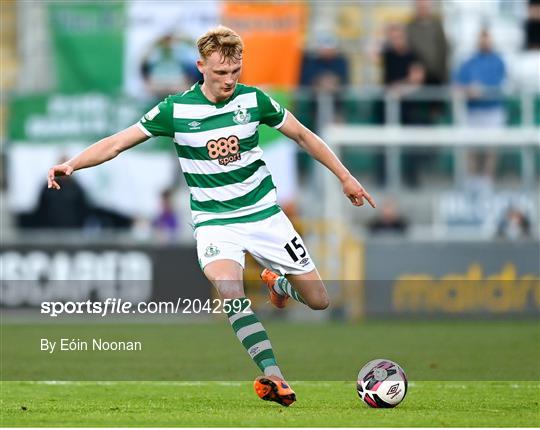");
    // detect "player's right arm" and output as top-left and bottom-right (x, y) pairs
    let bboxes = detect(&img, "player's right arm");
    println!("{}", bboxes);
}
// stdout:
(47, 125), (149, 190)
(48, 96), (174, 190)
(255, 88), (375, 208)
